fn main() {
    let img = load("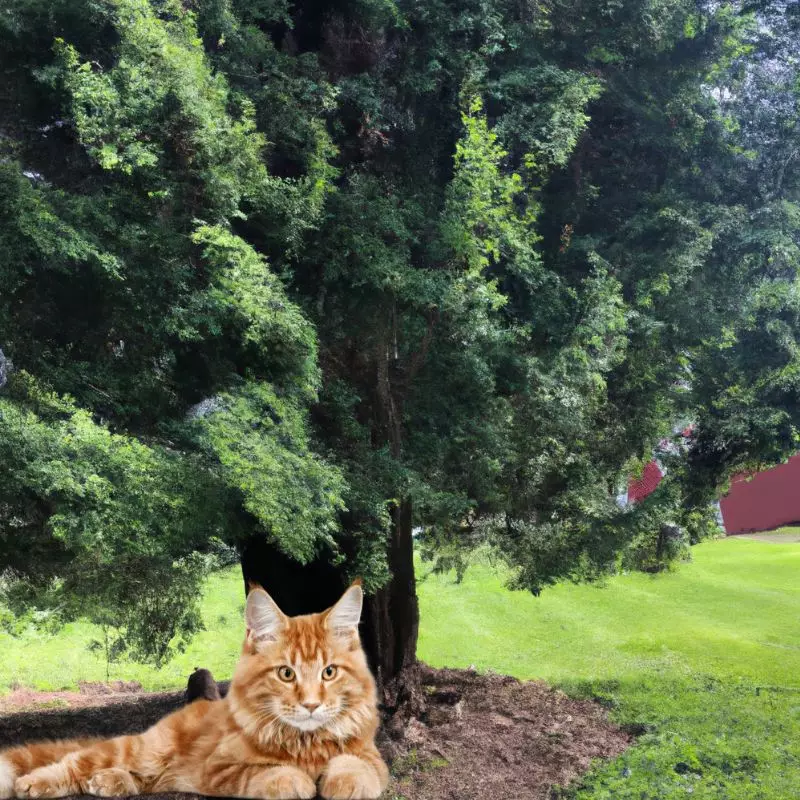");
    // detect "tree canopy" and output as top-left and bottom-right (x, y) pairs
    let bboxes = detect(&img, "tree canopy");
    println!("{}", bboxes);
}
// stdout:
(1, 0), (799, 665)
